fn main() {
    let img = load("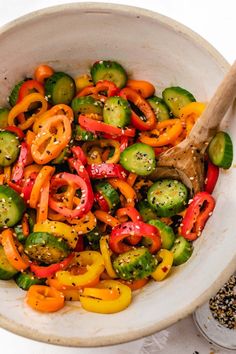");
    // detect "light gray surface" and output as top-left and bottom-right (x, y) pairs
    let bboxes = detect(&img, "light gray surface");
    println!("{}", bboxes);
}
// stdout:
(0, 0), (235, 353)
